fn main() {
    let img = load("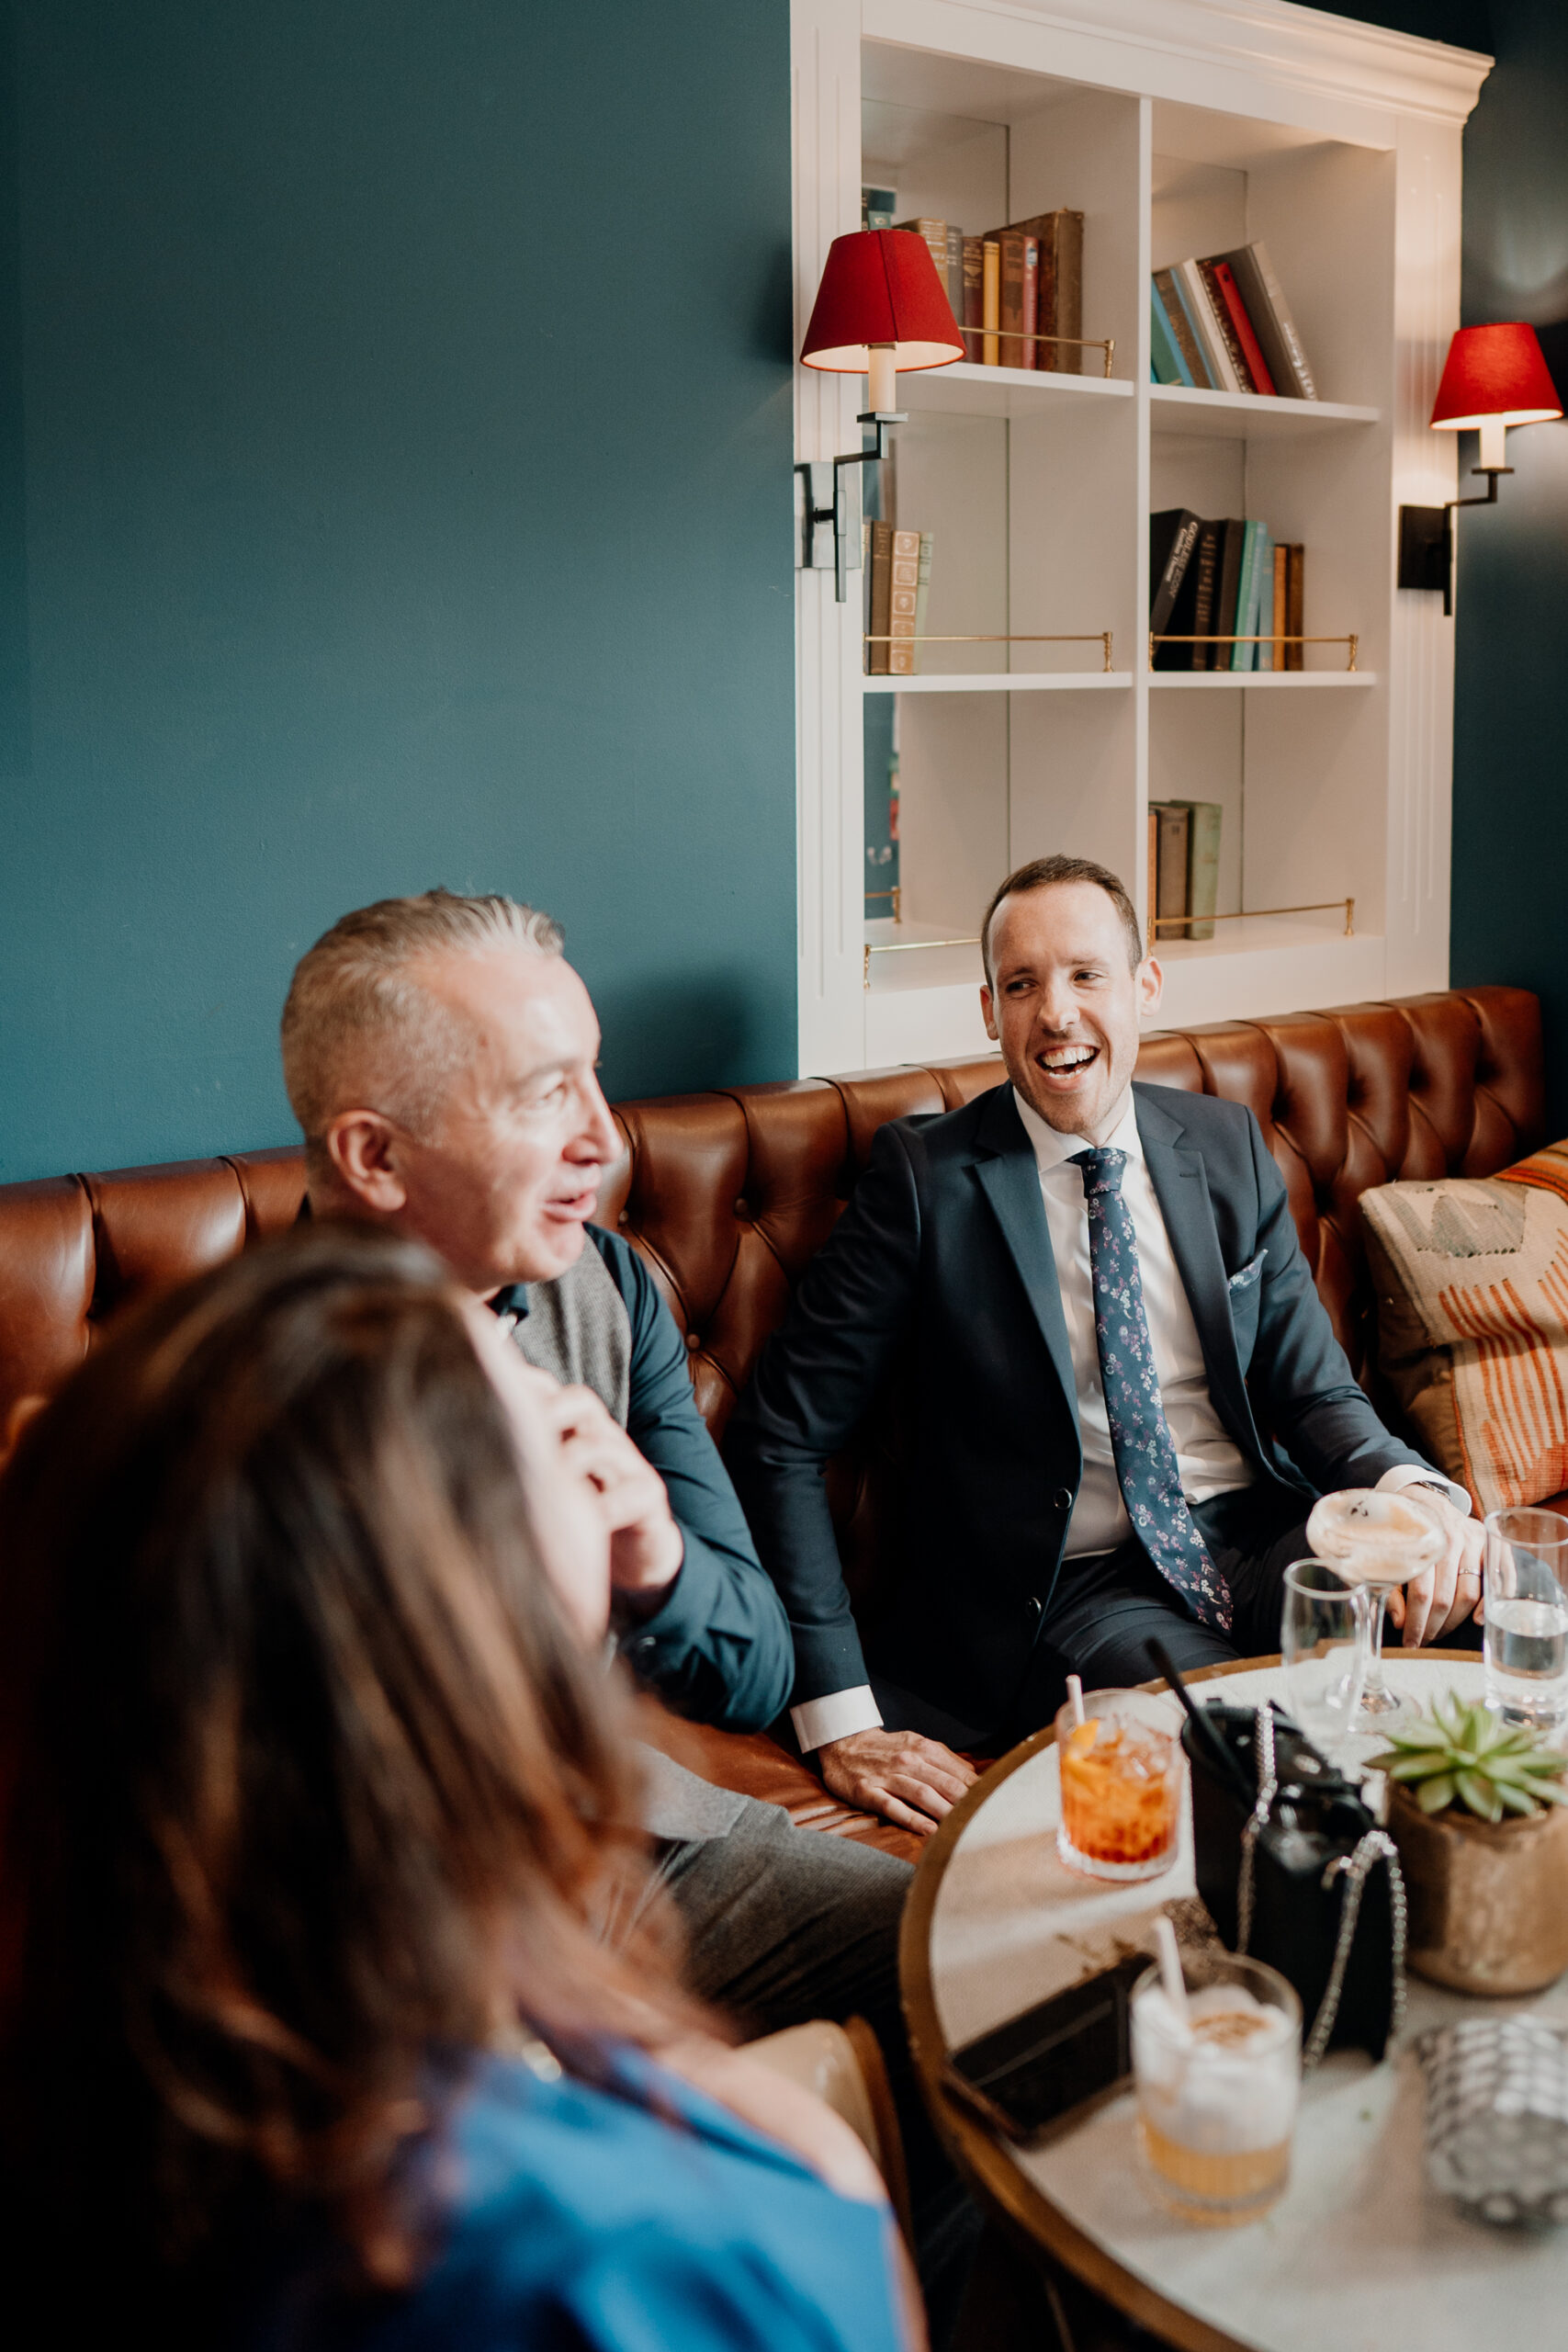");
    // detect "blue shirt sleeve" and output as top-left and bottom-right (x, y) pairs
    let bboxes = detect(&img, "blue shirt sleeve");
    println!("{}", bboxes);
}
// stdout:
(588, 1228), (794, 1732)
